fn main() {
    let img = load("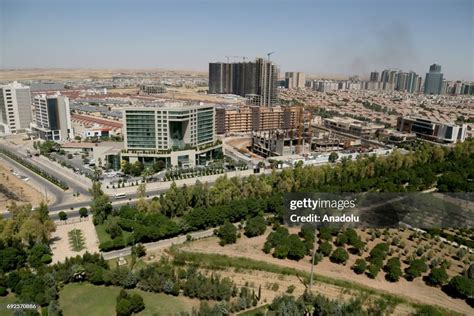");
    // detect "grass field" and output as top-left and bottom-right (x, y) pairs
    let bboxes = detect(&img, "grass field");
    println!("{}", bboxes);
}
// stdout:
(95, 223), (132, 245)
(0, 293), (38, 315)
(59, 283), (199, 316)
